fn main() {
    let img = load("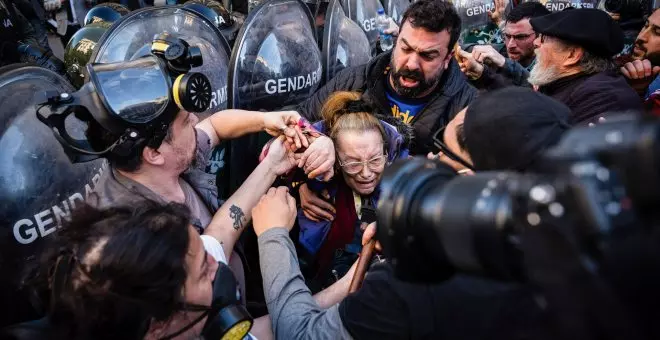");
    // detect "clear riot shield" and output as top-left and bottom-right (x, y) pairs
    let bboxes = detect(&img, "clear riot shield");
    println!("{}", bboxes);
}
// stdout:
(227, 0), (321, 192)
(340, 0), (385, 54)
(452, 0), (511, 46)
(0, 66), (107, 325)
(520, 0), (600, 12)
(322, 0), (371, 84)
(91, 6), (232, 196)
(228, 0), (321, 110)
(382, 0), (410, 24)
